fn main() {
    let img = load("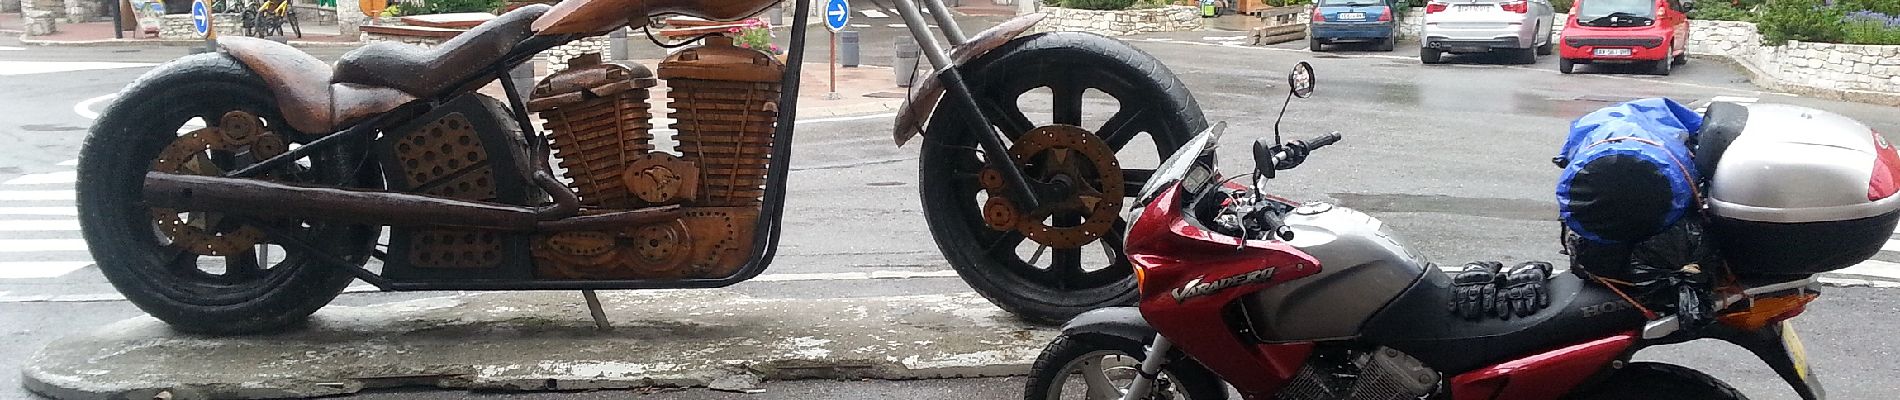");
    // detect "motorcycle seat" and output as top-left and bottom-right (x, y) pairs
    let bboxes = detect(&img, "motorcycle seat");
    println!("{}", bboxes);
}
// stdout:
(333, 4), (551, 97)
(1359, 271), (1650, 373)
